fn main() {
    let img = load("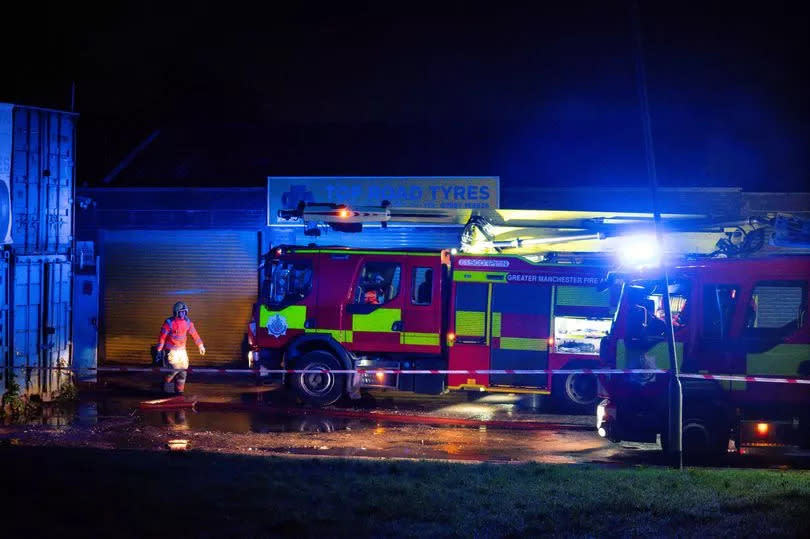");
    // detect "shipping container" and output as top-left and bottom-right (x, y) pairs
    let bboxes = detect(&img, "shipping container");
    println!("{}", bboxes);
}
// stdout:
(11, 254), (72, 400)
(0, 255), (8, 401)
(0, 103), (76, 254)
